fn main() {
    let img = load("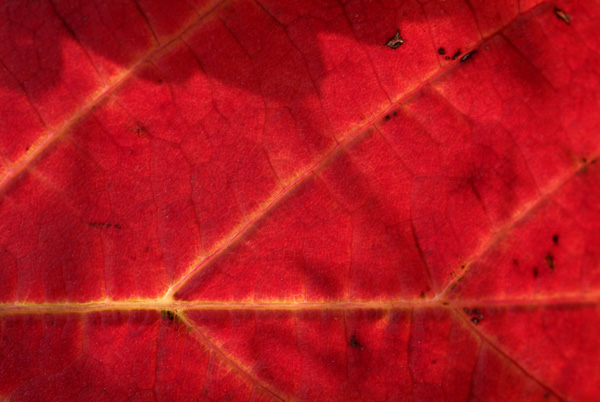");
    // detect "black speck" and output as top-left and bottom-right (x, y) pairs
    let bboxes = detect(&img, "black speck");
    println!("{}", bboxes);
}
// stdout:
(114, 224), (122, 229)
(452, 49), (461, 60)
(472, 309), (480, 315)
(460, 50), (477, 62)
(157, 79), (163, 83)
(135, 124), (147, 137)
(349, 334), (363, 350)
(471, 317), (479, 324)
(26, 146), (30, 151)
(545, 253), (555, 270)
(463, 308), (470, 314)
(392, 111), (397, 116)
(445, 56), (450, 60)
(552, 234), (559, 244)
(50, 322), (55, 326)
(438, 47), (446, 55)
(384, 115), (390, 121)
(533, 267), (539, 278)
(161, 310), (176, 322)
(544, 392), (550, 399)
